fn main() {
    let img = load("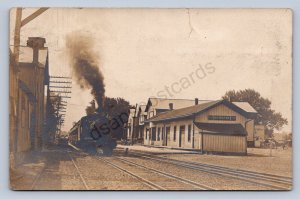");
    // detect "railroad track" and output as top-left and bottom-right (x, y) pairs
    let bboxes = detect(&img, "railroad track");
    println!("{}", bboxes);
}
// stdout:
(126, 150), (292, 190)
(98, 156), (214, 190)
(30, 151), (89, 190)
(67, 152), (90, 190)
(30, 164), (47, 190)
(69, 147), (213, 190)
